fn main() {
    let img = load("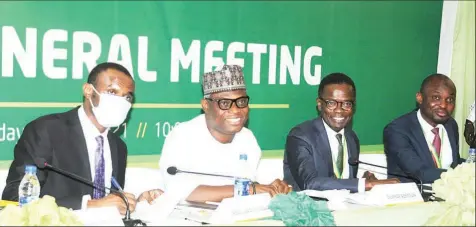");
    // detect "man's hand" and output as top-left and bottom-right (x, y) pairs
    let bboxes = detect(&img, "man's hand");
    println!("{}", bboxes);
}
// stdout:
(255, 179), (292, 197)
(365, 178), (400, 191)
(87, 192), (137, 215)
(362, 171), (378, 181)
(137, 189), (164, 204)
